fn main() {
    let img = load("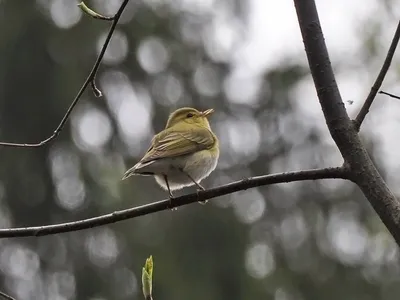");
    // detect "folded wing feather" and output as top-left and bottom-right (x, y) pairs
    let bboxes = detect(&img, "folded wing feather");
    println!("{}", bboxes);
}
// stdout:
(122, 128), (215, 179)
